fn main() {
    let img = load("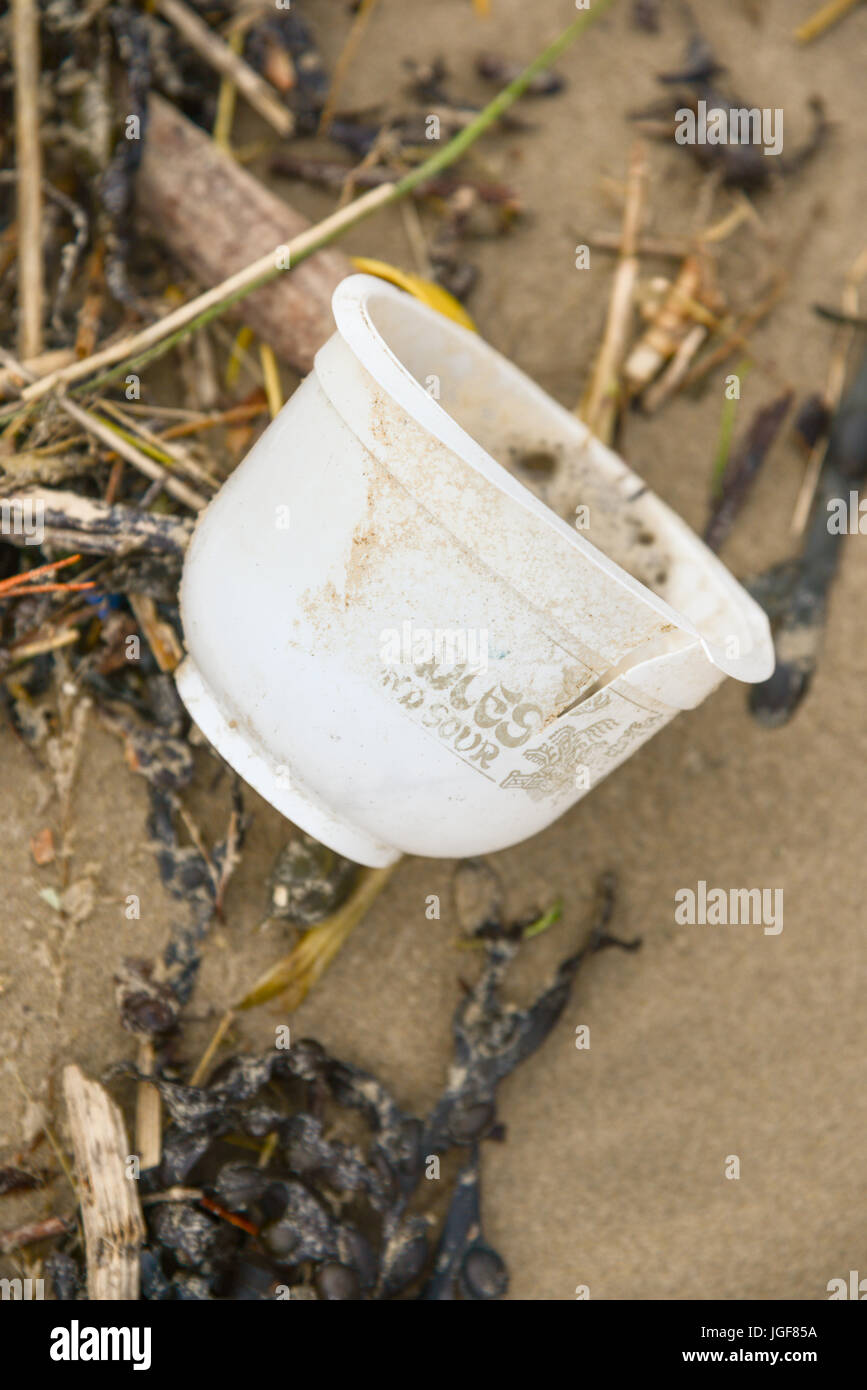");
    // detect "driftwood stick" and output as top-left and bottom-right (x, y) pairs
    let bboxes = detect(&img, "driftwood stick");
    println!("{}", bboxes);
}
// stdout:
(0, 488), (194, 556)
(155, 0), (293, 137)
(136, 93), (350, 369)
(132, 93), (352, 366)
(22, 97), (362, 402)
(63, 1064), (145, 1301)
(12, 0), (44, 359)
